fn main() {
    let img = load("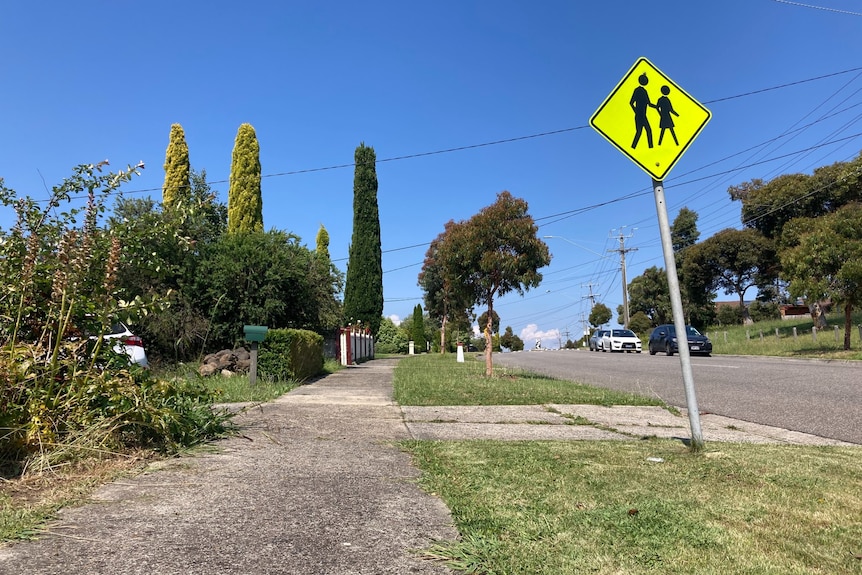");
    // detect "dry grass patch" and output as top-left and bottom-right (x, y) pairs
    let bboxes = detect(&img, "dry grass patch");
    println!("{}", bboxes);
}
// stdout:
(1, 452), (156, 542)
